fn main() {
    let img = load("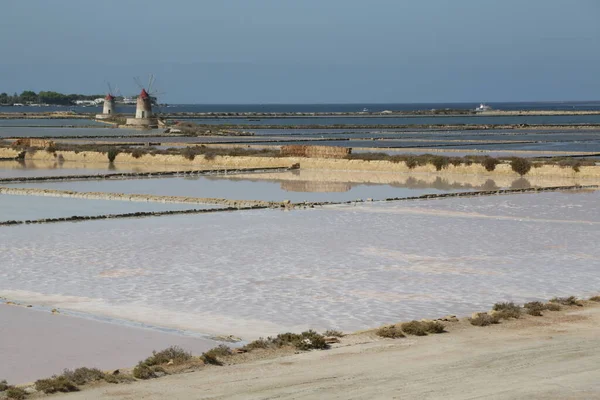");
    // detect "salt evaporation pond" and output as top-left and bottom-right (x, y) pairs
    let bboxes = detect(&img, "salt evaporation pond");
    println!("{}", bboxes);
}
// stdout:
(0, 118), (106, 127)
(0, 194), (221, 221)
(0, 191), (598, 338)
(5, 173), (476, 202)
(0, 162), (191, 179)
